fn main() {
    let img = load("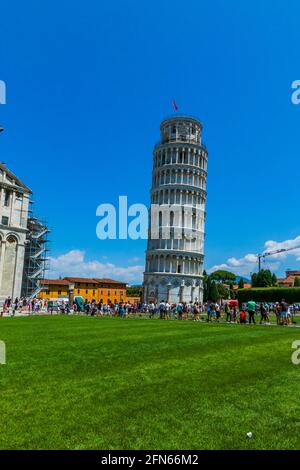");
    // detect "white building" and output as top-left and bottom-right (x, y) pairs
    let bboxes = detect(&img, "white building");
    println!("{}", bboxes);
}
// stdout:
(143, 115), (208, 304)
(0, 163), (32, 303)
